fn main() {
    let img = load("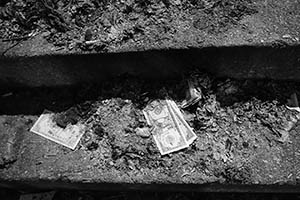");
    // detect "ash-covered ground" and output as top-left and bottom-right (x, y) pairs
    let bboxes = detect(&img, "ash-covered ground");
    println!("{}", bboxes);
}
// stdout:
(0, 0), (258, 52)
(0, 71), (300, 184)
